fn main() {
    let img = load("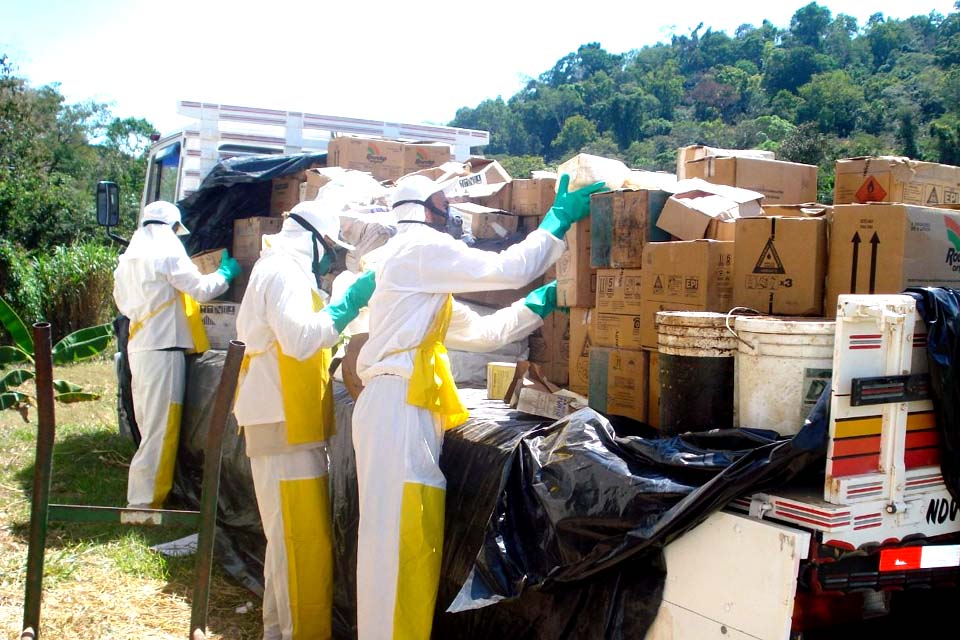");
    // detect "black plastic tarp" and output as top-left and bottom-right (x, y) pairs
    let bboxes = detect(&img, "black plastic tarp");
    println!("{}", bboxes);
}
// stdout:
(907, 287), (960, 503)
(438, 392), (830, 638)
(178, 152), (327, 255)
